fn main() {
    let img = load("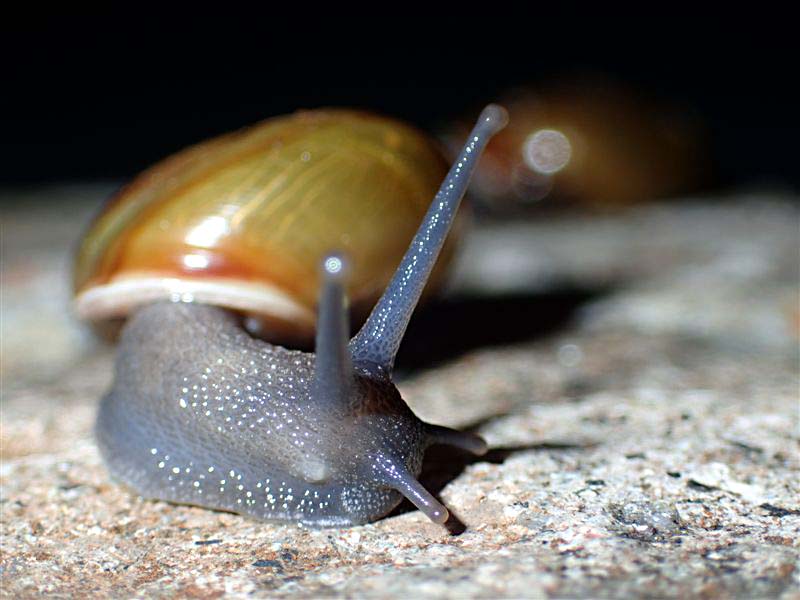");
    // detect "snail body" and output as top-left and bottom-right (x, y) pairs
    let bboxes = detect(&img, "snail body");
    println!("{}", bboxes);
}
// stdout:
(81, 105), (508, 526)
(97, 301), (428, 526)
